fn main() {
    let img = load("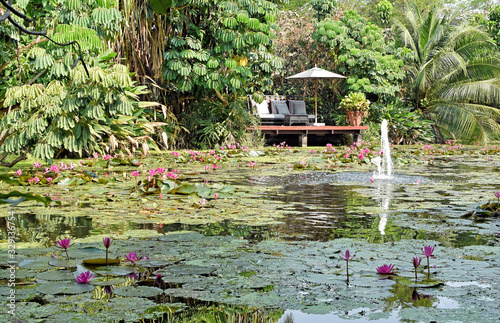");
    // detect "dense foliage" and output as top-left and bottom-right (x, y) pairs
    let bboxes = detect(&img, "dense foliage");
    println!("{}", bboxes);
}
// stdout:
(394, 1), (500, 143)
(313, 10), (407, 102)
(1, 61), (173, 162)
(2, 0), (500, 164)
